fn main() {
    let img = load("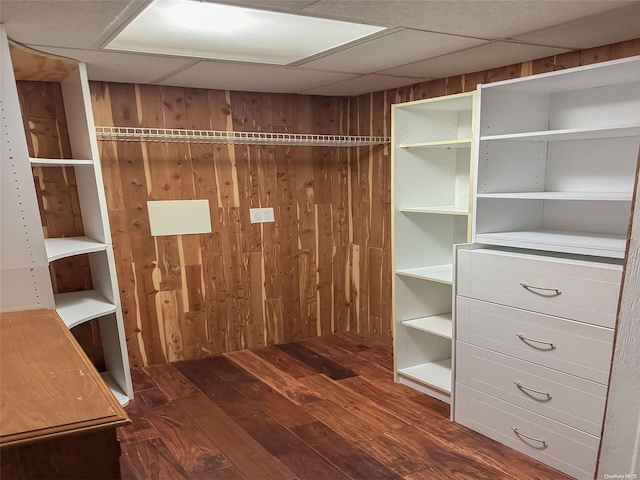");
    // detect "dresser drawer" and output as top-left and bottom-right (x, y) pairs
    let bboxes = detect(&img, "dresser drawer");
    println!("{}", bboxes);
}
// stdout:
(455, 384), (600, 480)
(456, 342), (607, 436)
(457, 297), (614, 384)
(457, 248), (622, 328)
